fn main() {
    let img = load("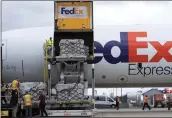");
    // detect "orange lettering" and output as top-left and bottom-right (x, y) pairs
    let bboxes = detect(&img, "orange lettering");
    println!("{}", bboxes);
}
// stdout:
(128, 32), (148, 62)
(149, 41), (172, 62)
